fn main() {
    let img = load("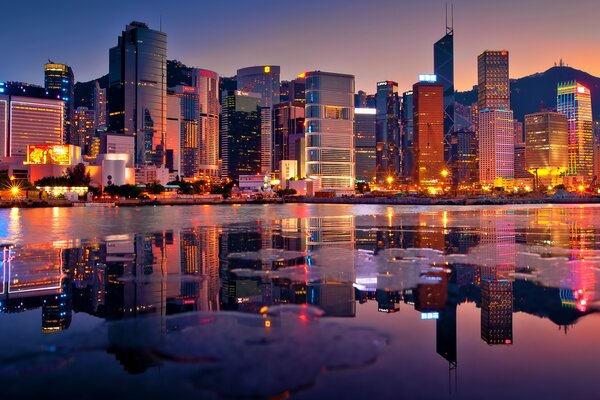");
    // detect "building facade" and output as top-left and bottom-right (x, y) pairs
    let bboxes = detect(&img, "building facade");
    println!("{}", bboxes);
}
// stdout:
(305, 71), (355, 191)
(72, 107), (95, 148)
(272, 101), (305, 179)
(44, 62), (74, 145)
(478, 109), (515, 185)
(193, 69), (220, 179)
(220, 90), (261, 179)
(108, 21), (167, 167)
(557, 81), (594, 179)
(477, 51), (510, 111)
(94, 81), (107, 130)
(375, 81), (401, 181)
(412, 81), (445, 185)
(524, 112), (569, 186)
(401, 91), (414, 181)
(354, 107), (377, 182)
(237, 66), (280, 174)
(434, 29), (455, 164)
